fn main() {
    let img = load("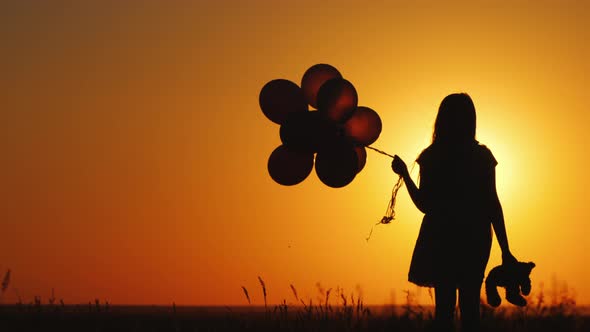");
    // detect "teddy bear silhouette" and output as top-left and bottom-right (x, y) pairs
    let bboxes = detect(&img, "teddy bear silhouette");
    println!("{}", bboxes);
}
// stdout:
(485, 261), (536, 307)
